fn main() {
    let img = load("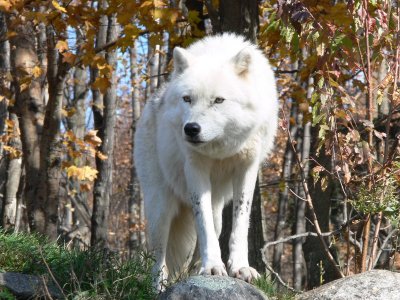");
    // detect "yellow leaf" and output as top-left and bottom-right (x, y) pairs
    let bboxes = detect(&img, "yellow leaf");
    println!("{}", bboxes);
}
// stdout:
(154, 0), (166, 7)
(80, 166), (98, 181)
(0, 0), (12, 11)
(7, 31), (17, 39)
(84, 130), (102, 147)
(52, 0), (67, 13)
(5, 119), (14, 128)
(19, 76), (32, 92)
(3, 145), (22, 159)
(66, 165), (98, 181)
(140, 0), (153, 9)
(92, 77), (110, 94)
(62, 107), (76, 117)
(32, 66), (43, 78)
(55, 40), (69, 53)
